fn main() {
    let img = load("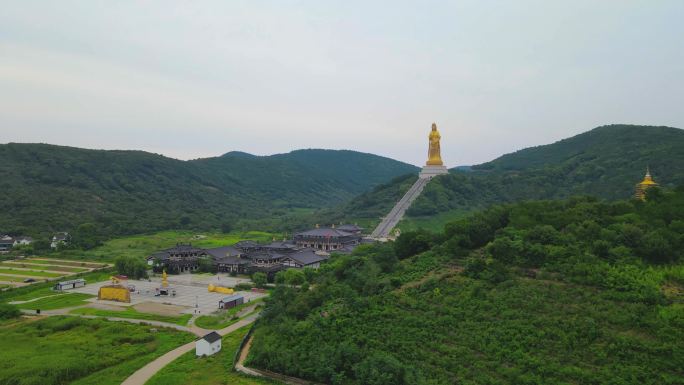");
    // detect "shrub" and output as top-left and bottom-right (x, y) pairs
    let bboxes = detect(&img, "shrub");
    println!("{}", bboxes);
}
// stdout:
(0, 303), (21, 320)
